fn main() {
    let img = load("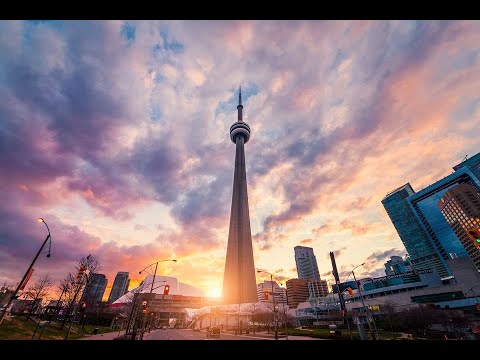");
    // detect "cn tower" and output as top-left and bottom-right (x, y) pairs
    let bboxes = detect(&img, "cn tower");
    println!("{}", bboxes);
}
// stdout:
(222, 87), (258, 304)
